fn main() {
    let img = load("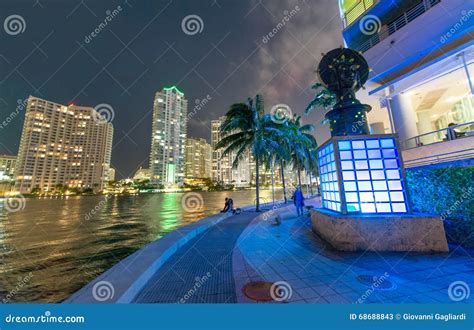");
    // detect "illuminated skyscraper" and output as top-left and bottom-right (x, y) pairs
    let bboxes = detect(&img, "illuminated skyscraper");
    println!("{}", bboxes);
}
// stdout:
(211, 117), (254, 187)
(185, 138), (212, 179)
(14, 96), (113, 193)
(149, 86), (188, 187)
